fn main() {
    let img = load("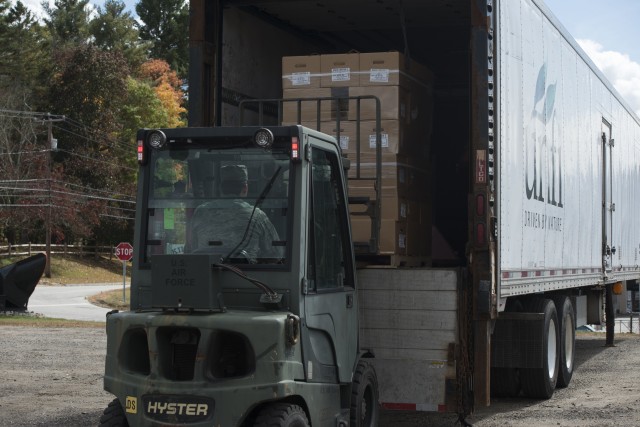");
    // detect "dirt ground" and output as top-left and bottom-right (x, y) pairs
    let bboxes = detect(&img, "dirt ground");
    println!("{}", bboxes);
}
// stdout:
(1, 327), (639, 427)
